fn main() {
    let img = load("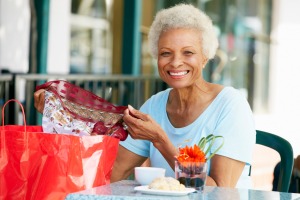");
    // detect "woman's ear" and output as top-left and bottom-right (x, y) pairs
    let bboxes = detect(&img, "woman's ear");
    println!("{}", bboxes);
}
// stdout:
(202, 58), (208, 68)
